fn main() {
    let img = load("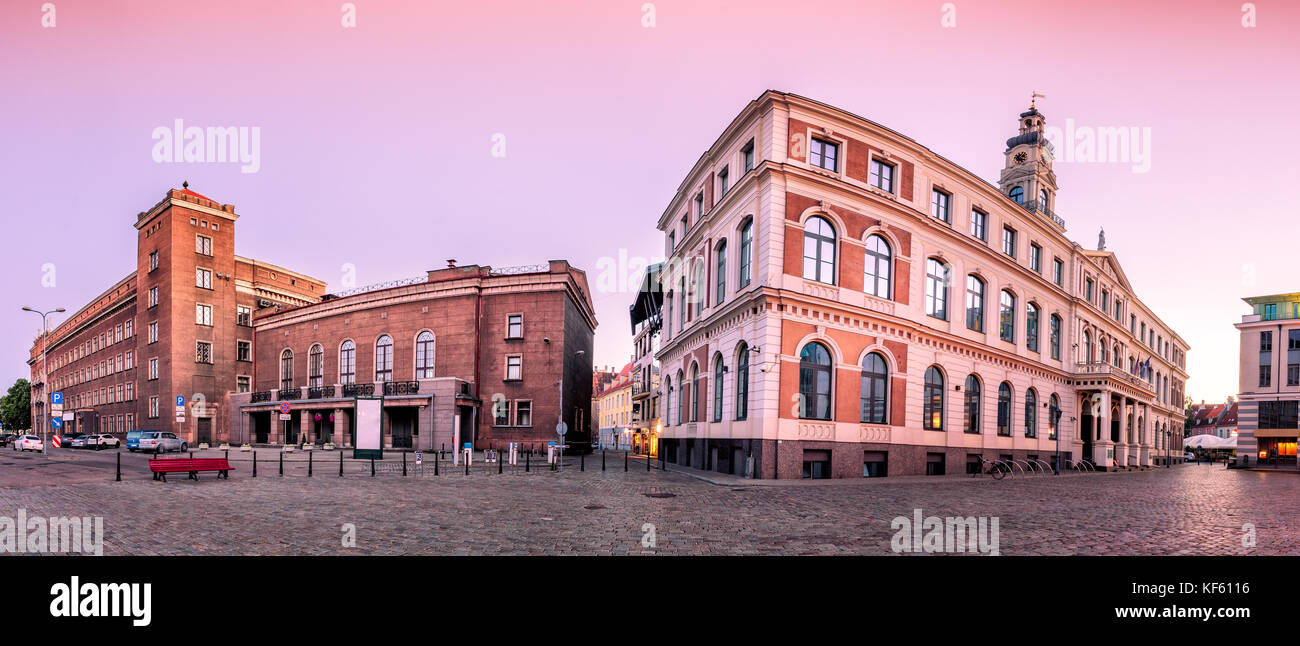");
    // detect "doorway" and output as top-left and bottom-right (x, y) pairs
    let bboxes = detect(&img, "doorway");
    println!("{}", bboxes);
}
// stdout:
(390, 408), (417, 449)
(196, 418), (212, 445)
